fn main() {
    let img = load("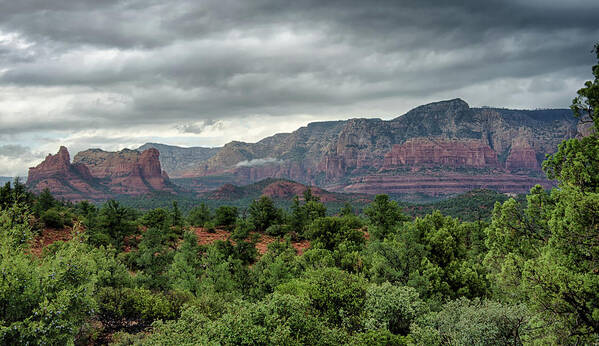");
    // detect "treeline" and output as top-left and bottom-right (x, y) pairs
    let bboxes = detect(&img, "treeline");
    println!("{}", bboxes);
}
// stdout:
(1, 45), (598, 345)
